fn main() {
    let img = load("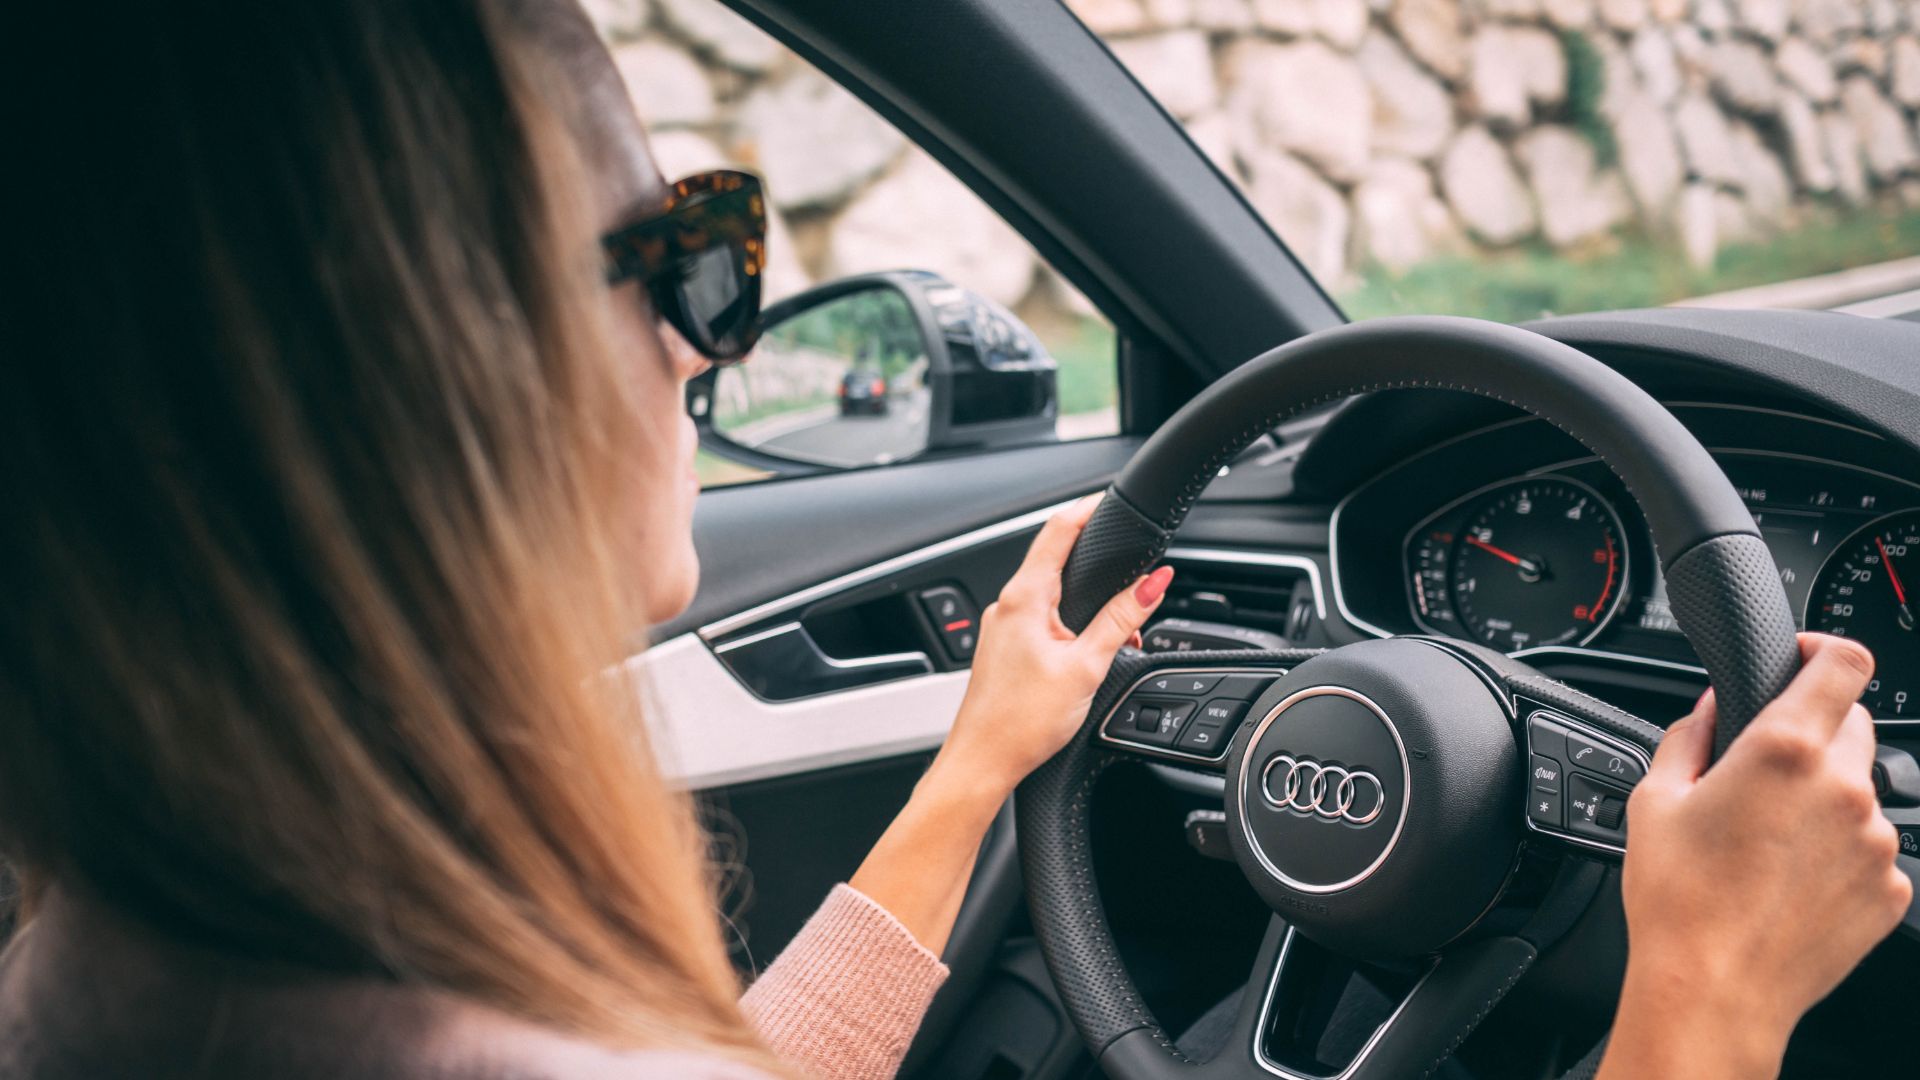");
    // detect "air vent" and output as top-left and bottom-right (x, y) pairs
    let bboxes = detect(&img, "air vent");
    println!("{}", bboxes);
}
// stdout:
(1158, 556), (1325, 648)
